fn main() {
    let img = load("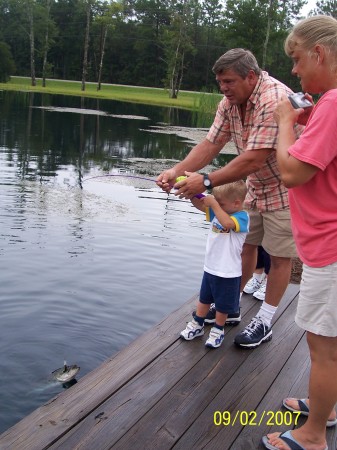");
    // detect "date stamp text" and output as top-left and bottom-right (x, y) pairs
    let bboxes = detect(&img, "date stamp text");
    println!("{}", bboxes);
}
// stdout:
(213, 410), (301, 427)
